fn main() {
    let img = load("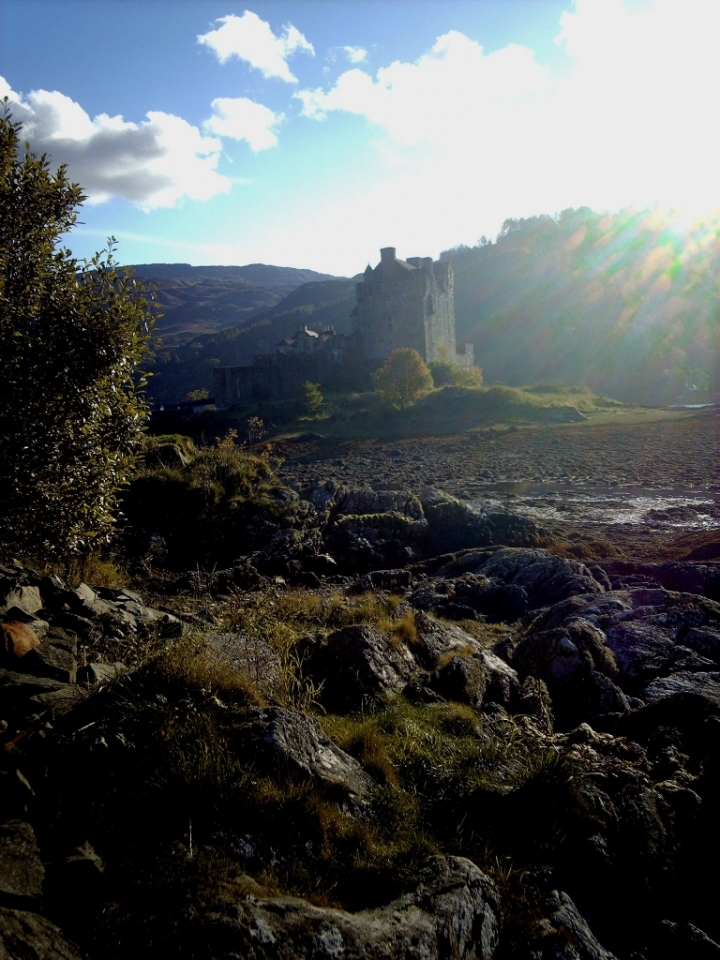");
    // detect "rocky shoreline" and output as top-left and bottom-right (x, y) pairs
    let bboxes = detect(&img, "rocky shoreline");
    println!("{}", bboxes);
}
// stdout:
(1, 411), (719, 959)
